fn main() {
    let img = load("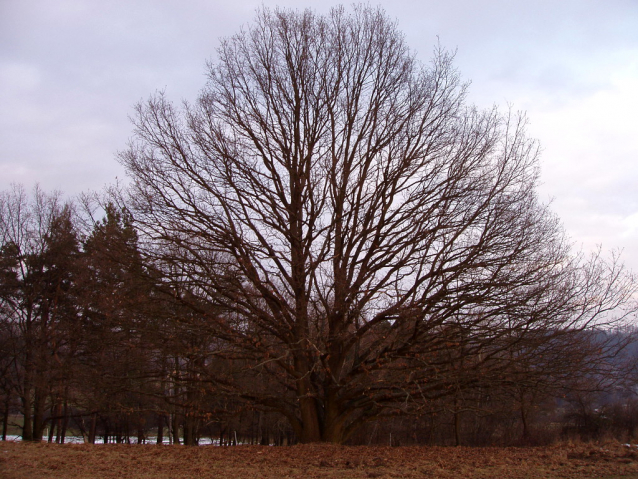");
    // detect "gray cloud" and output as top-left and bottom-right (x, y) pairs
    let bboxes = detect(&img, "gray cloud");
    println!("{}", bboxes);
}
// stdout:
(1, 0), (637, 271)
